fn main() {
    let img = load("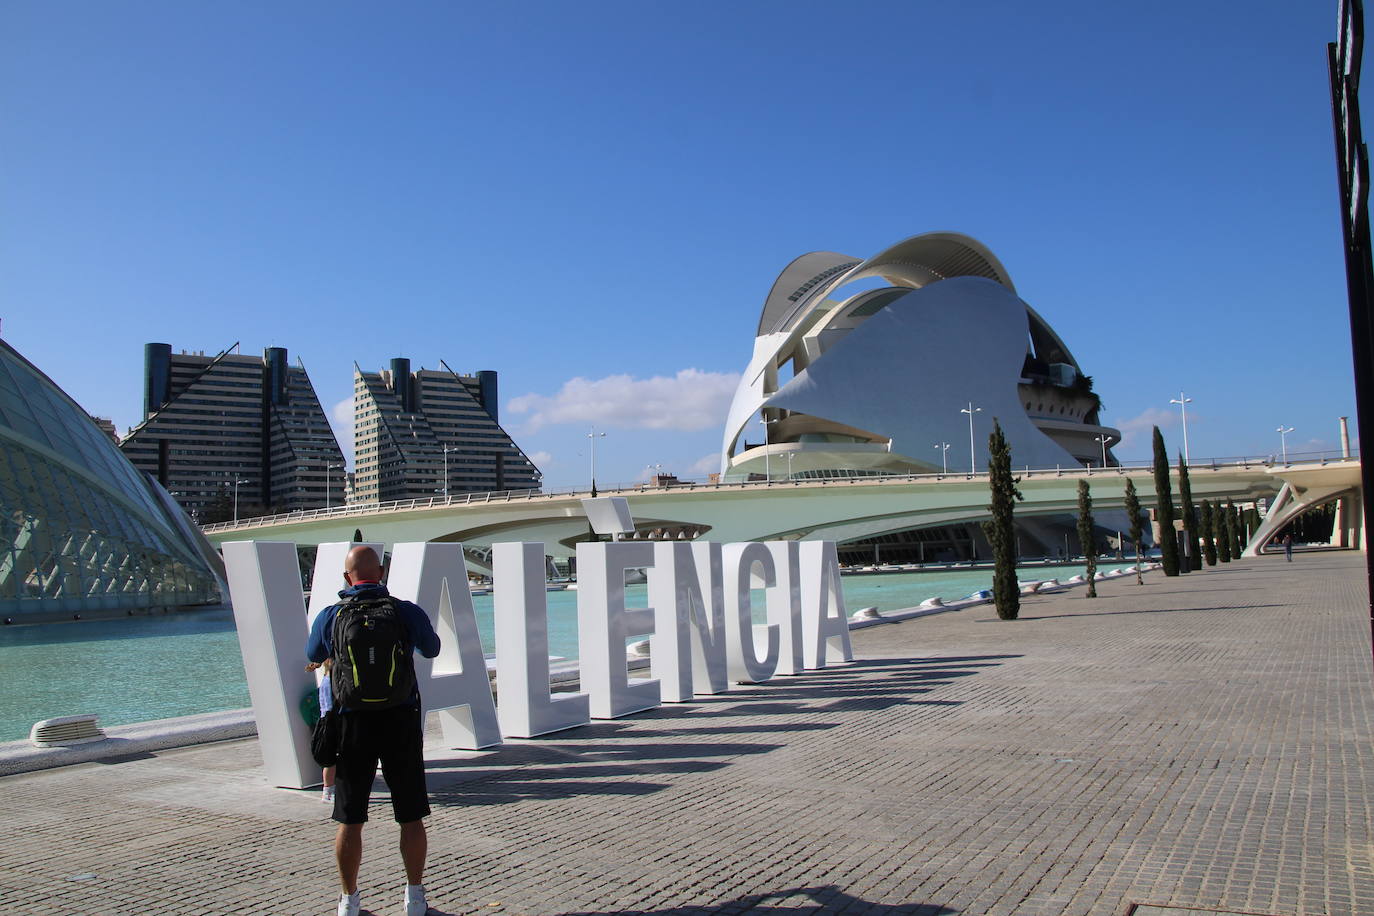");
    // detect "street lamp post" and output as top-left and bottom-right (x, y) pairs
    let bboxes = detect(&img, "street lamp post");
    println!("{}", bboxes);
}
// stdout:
(934, 442), (950, 474)
(1093, 435), (1109, 468)
(442, 445), (456, 497)
(1277, 425), (1295, 464)
(1169, 392), (1193, 463)
(587, 427), (606, 496)
(761, 415), (777, 483)
(233, 478), (247, 523)
(960, 403), (982, 474)
(326, 463), (344, 508)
